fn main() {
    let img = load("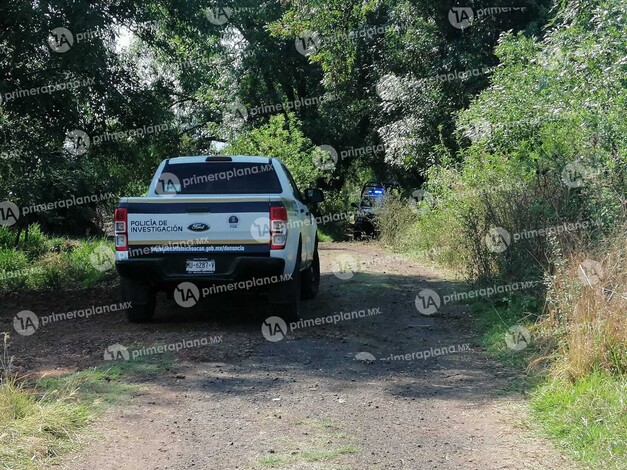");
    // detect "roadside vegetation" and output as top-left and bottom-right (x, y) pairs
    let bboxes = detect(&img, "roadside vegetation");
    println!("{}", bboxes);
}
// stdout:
(0, 332), (172, 469)
(0, 225), (115, 293)
(377, 1), (626, 467)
